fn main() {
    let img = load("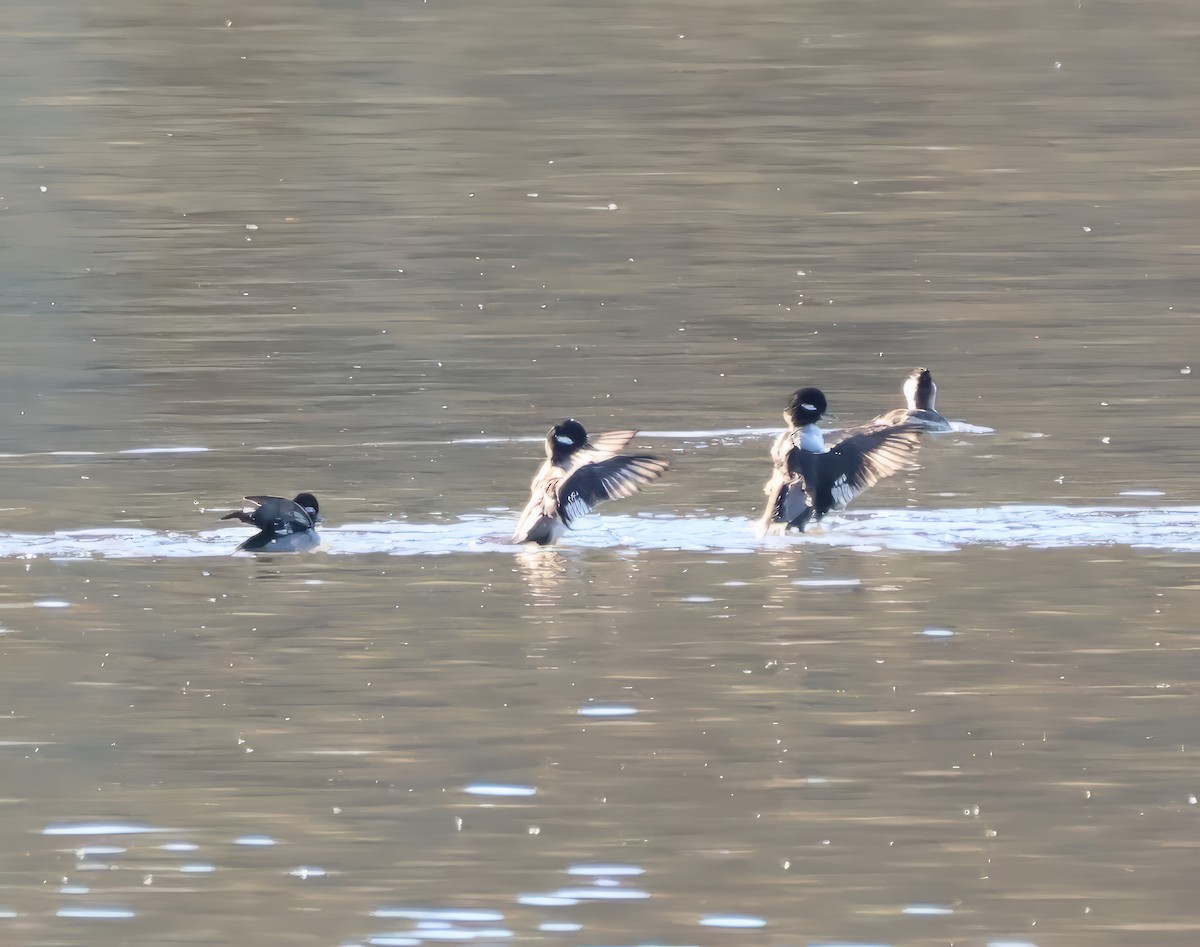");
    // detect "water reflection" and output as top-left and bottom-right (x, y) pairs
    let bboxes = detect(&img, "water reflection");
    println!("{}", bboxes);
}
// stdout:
(512, 546), (571, 601)
(462, 784), (537, 798)
(577, 705), (638, 718)
(55, 907), (136, 920)
(44, 822), (160, 836)
(700, 914), (768, 928)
